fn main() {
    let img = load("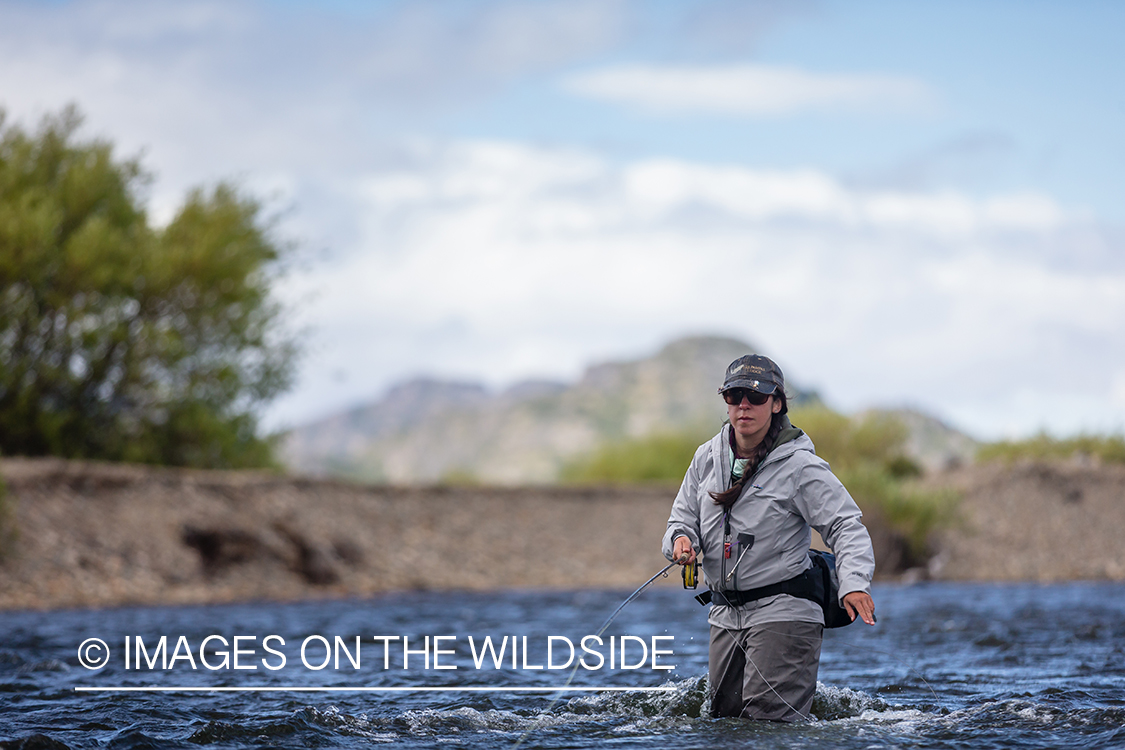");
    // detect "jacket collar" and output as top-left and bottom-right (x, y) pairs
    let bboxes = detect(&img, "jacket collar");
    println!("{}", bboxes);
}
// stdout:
(715, 417), (810, 489)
